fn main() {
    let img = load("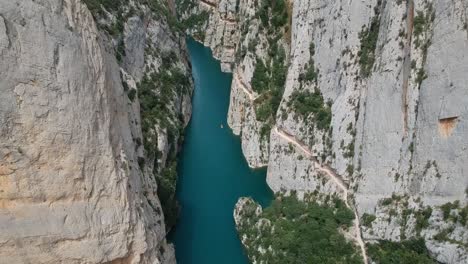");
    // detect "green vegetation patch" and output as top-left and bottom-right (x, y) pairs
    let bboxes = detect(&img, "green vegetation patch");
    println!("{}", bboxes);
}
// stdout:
(367, 239), (435, 264)
(257, 0), (289, 31)
(176, 0), (210, 39)
(299, 43), (318, 83)
(251, 45), (287, 139)
(180, 11), (210, 35)
(82, 0), (122, 16)
(440, 200), (468, 225)
(414, 206), (432, 234)
(137, 51), (191, 229)
(158, 160), (178, 227)
(362, 213), (377, 227)
(236, 195), (363, 264)
(358, 1), (382, 77)
(413, 4), (435, 48)
(412, 2), (435, 87)
(287, 89), (332, 130)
